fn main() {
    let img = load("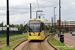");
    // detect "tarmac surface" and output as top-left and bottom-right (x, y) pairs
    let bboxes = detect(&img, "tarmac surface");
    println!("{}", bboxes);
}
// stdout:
(54, 33), (75, 47)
